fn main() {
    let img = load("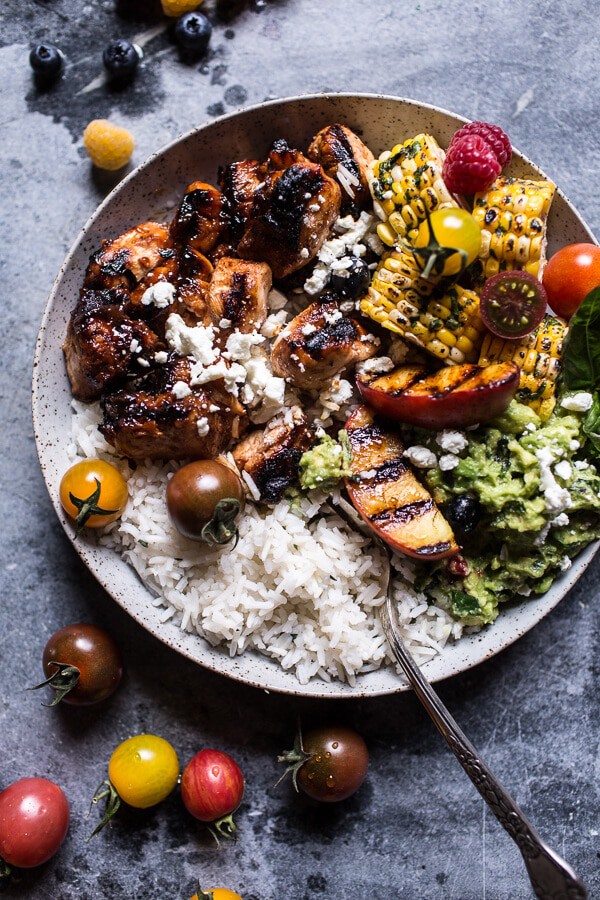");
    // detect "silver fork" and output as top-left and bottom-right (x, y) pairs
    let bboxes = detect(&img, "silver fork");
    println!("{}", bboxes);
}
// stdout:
(328, 501), (588, 899)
